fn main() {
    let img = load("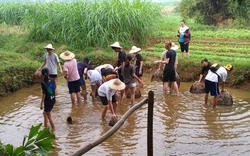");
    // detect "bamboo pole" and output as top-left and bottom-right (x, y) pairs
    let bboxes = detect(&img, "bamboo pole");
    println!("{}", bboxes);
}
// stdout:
(71, 97), (149, 156)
